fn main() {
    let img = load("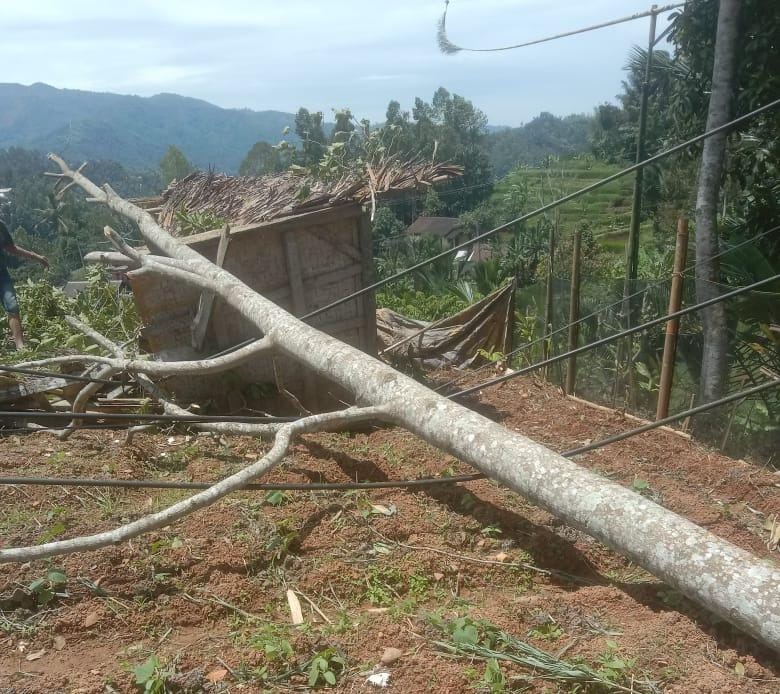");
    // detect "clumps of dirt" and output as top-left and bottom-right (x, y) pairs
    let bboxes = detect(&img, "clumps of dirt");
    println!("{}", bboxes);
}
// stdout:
(1, 374), (778, 692)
